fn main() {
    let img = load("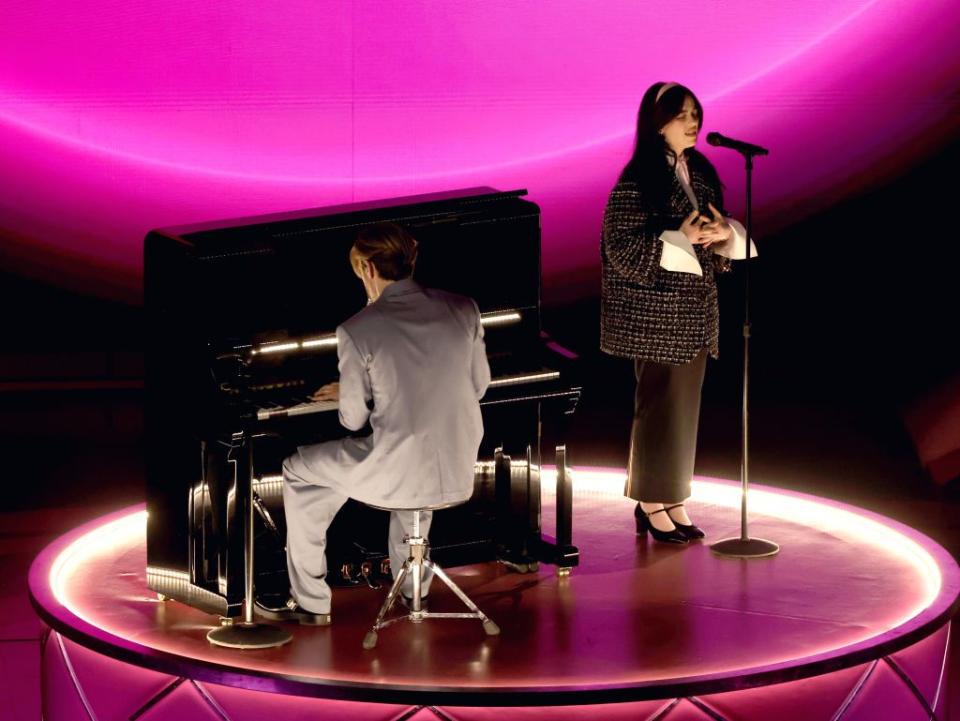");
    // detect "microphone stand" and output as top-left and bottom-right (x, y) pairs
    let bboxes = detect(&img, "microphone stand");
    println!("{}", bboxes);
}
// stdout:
(710, 146), (779, 559)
